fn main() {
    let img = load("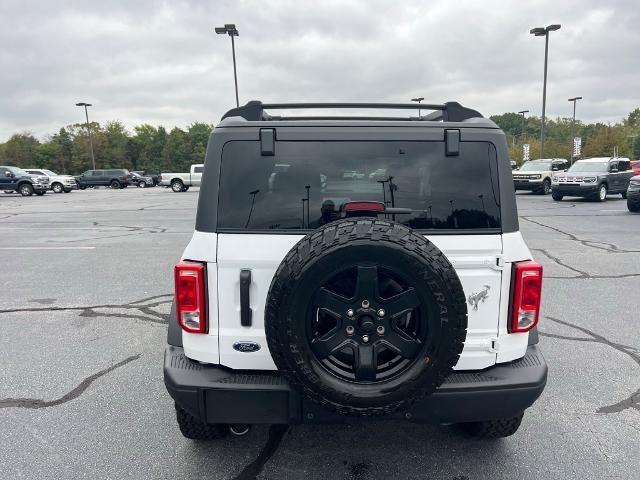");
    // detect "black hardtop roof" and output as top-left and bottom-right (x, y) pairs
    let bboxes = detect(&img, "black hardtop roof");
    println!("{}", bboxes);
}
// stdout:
(219, 101), (498, 128)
